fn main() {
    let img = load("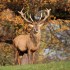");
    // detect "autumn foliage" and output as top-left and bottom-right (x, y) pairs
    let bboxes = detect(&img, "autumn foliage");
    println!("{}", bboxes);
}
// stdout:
(0, 0), (70, 65)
